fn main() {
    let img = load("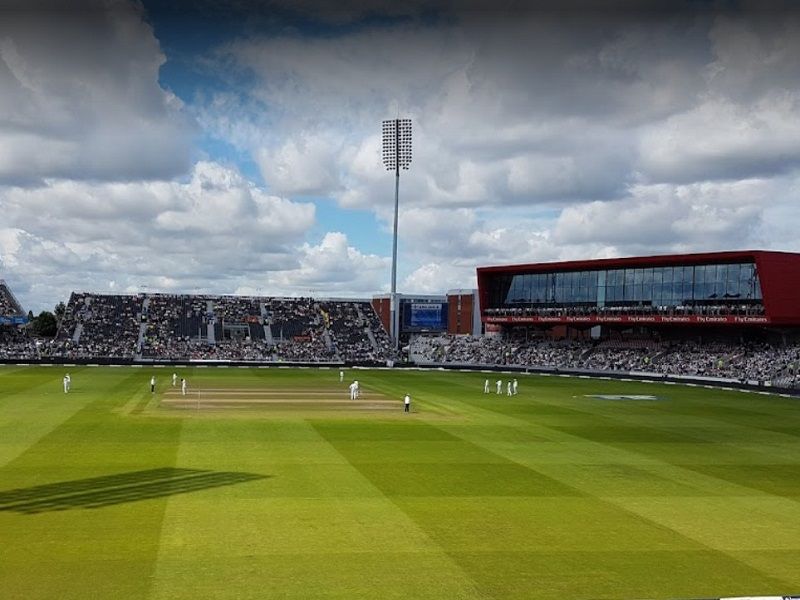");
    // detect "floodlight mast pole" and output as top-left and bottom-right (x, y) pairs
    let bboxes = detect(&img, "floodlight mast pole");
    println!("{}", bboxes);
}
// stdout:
(390, 121), (400, 349)
(382, 117), (411, 351)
